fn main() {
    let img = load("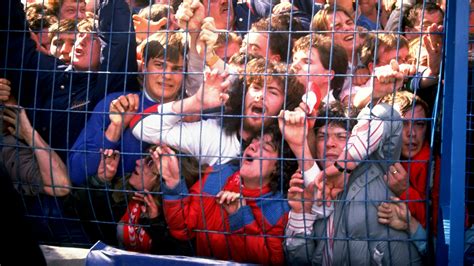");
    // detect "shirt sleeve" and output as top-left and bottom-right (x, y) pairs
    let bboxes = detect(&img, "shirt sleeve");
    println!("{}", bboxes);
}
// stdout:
(344, 105), (386, 163)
